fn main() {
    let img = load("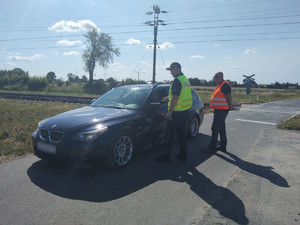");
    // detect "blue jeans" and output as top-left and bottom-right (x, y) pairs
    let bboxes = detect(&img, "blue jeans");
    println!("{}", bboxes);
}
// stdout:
(209, 109), (229, 149)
